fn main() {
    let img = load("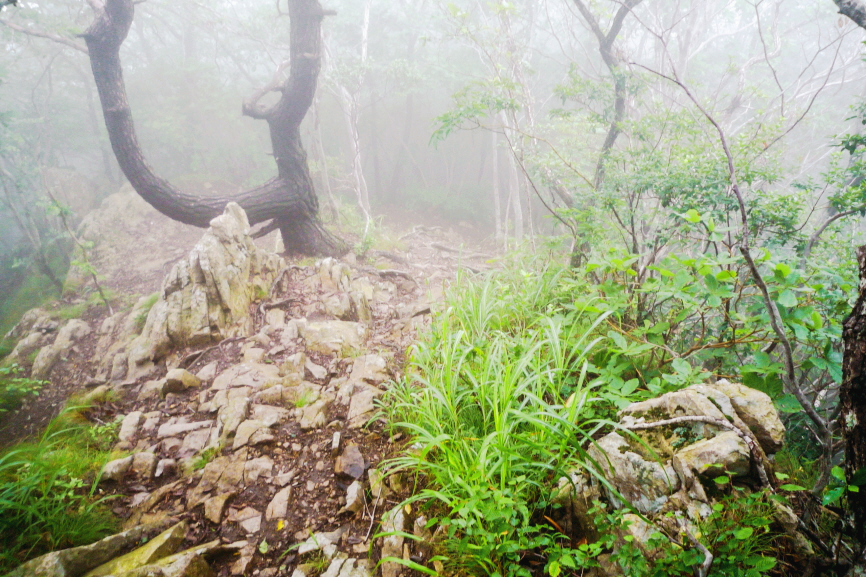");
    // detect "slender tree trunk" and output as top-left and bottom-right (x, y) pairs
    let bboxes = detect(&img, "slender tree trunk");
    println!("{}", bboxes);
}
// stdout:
(507, 145), (523, 242)
(82, 0), (345, 256)
(491, 129), (503, 245)
(842, 244), (866, 542)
